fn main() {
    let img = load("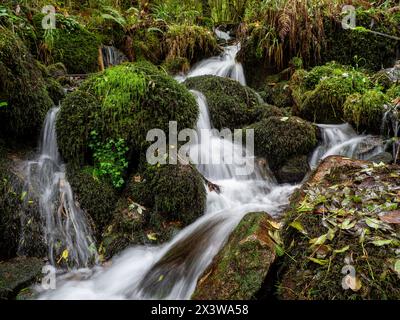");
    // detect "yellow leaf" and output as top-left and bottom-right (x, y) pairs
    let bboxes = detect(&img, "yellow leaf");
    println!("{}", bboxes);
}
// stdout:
(62, 249), (69, 260)
(147, 233), (157, 241)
